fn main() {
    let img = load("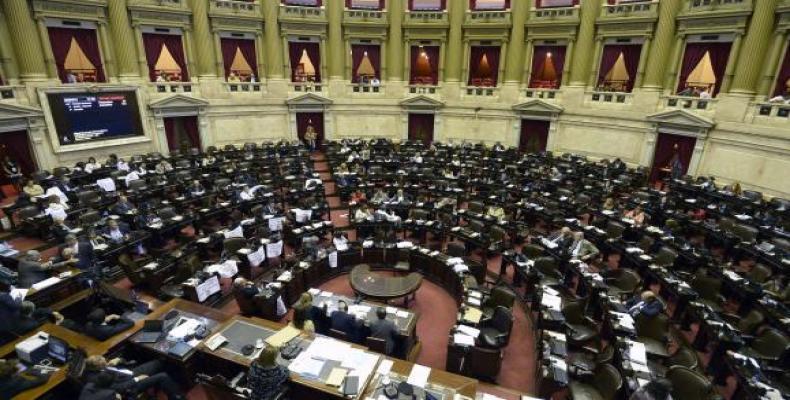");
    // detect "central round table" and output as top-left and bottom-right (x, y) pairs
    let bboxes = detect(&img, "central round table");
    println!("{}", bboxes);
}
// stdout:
(349, 264), (423, 305)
